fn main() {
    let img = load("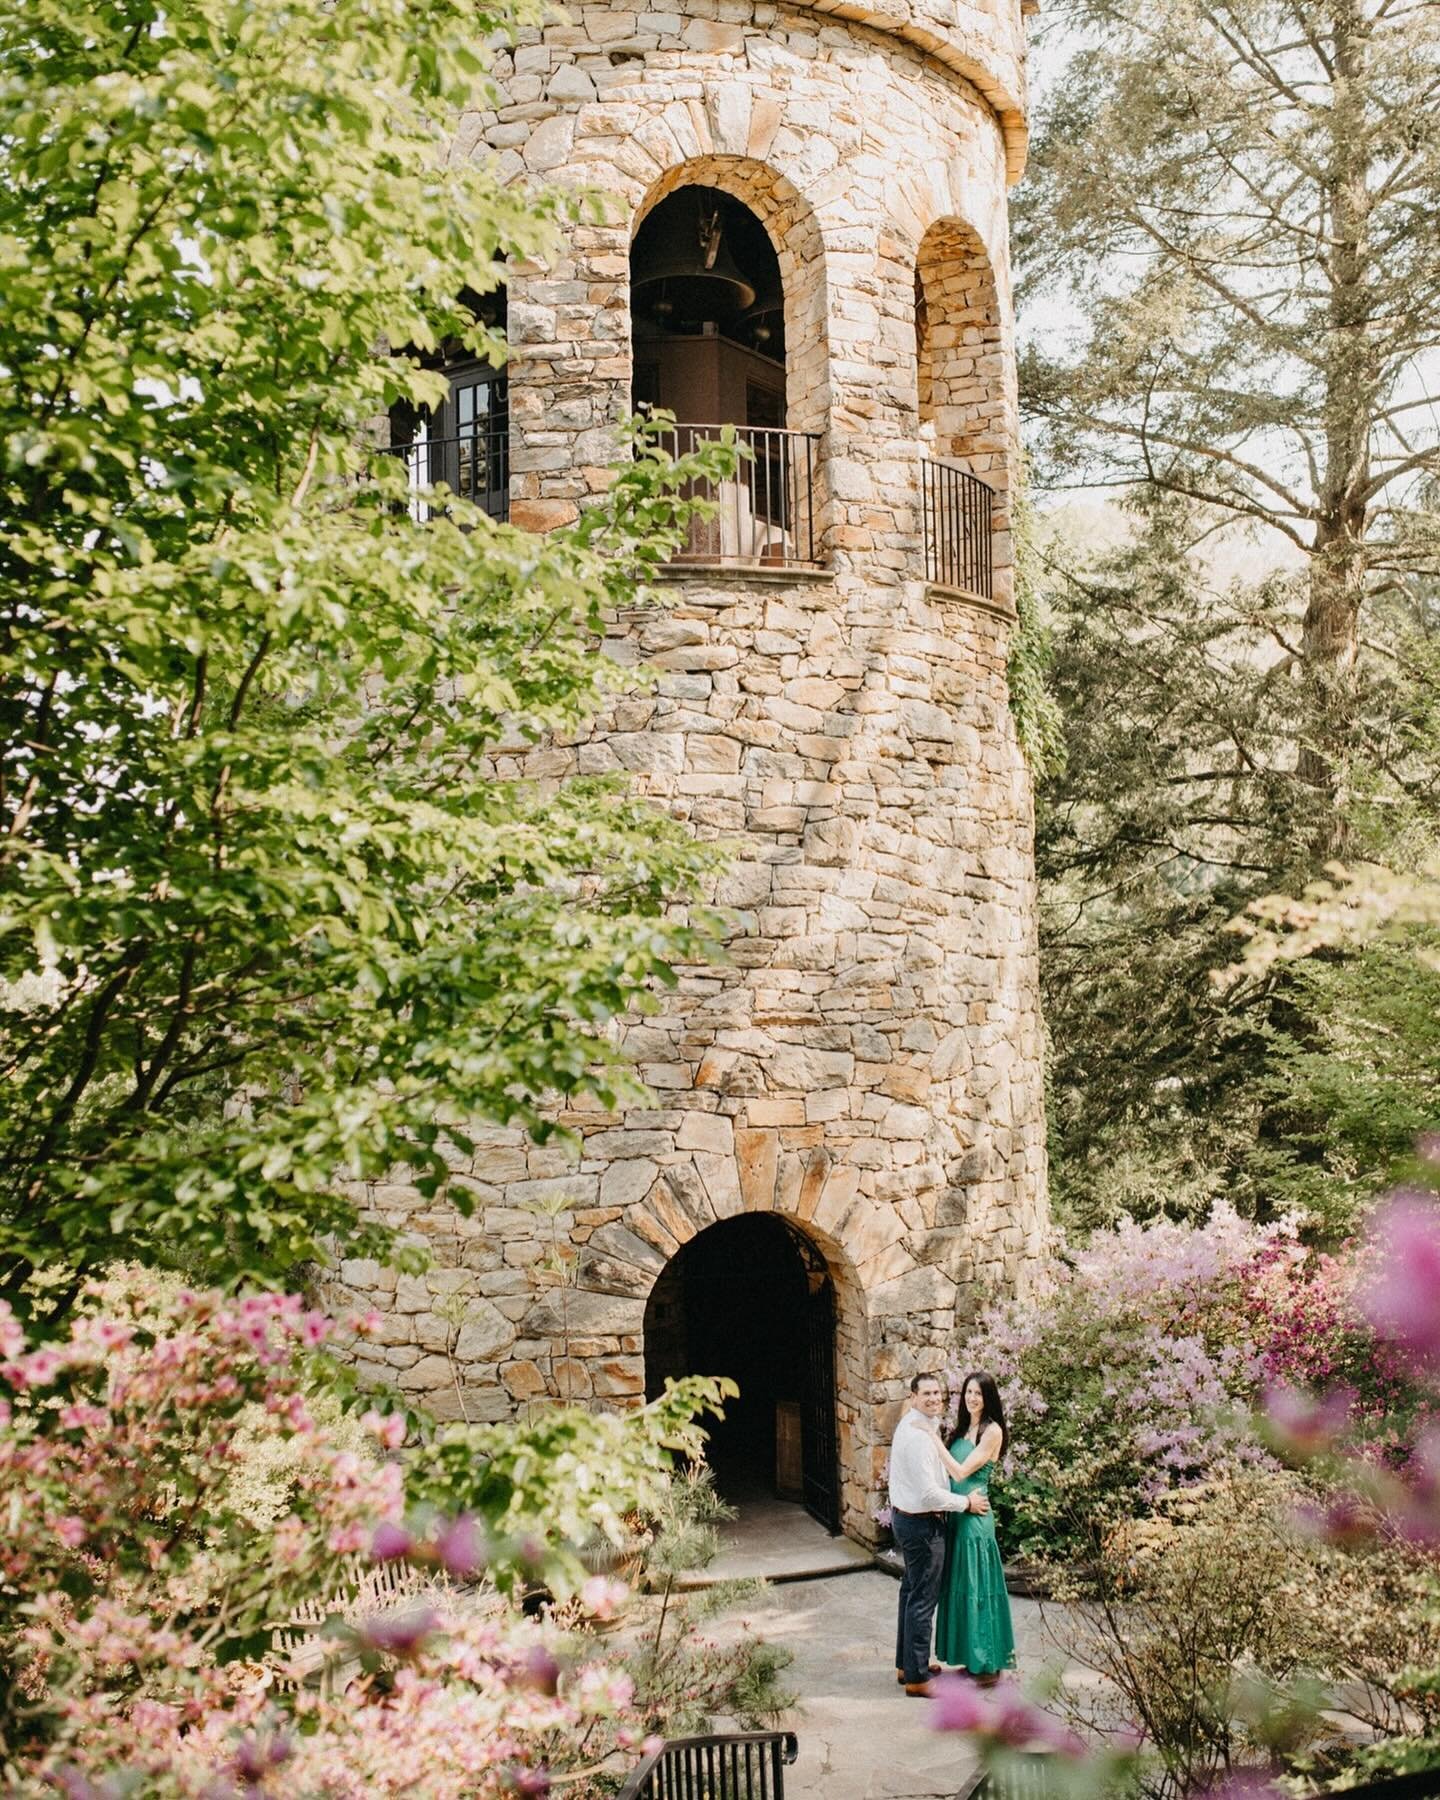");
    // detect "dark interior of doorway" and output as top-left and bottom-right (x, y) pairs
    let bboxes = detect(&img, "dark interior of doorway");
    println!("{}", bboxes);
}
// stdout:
(644, 1213), (840, 1532)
